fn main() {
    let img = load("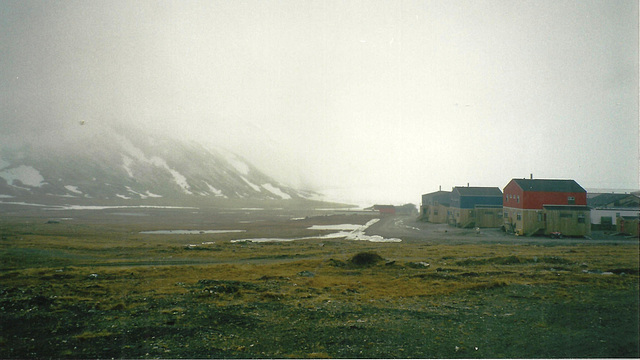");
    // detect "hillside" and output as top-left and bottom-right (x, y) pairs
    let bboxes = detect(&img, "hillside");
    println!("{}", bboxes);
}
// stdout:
(0, 123), (322, 207)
